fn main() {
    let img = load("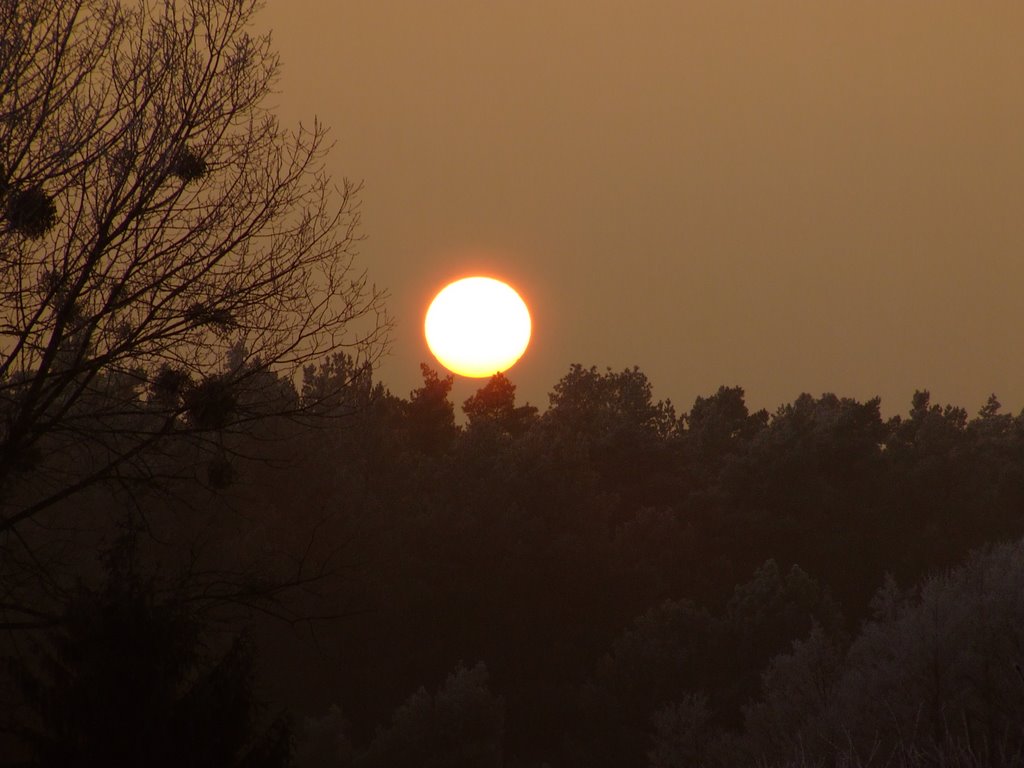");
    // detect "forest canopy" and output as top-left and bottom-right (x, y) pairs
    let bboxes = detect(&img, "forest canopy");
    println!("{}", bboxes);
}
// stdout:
(54, 360), (1019, 768)
(5, 350), (1024, 766)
